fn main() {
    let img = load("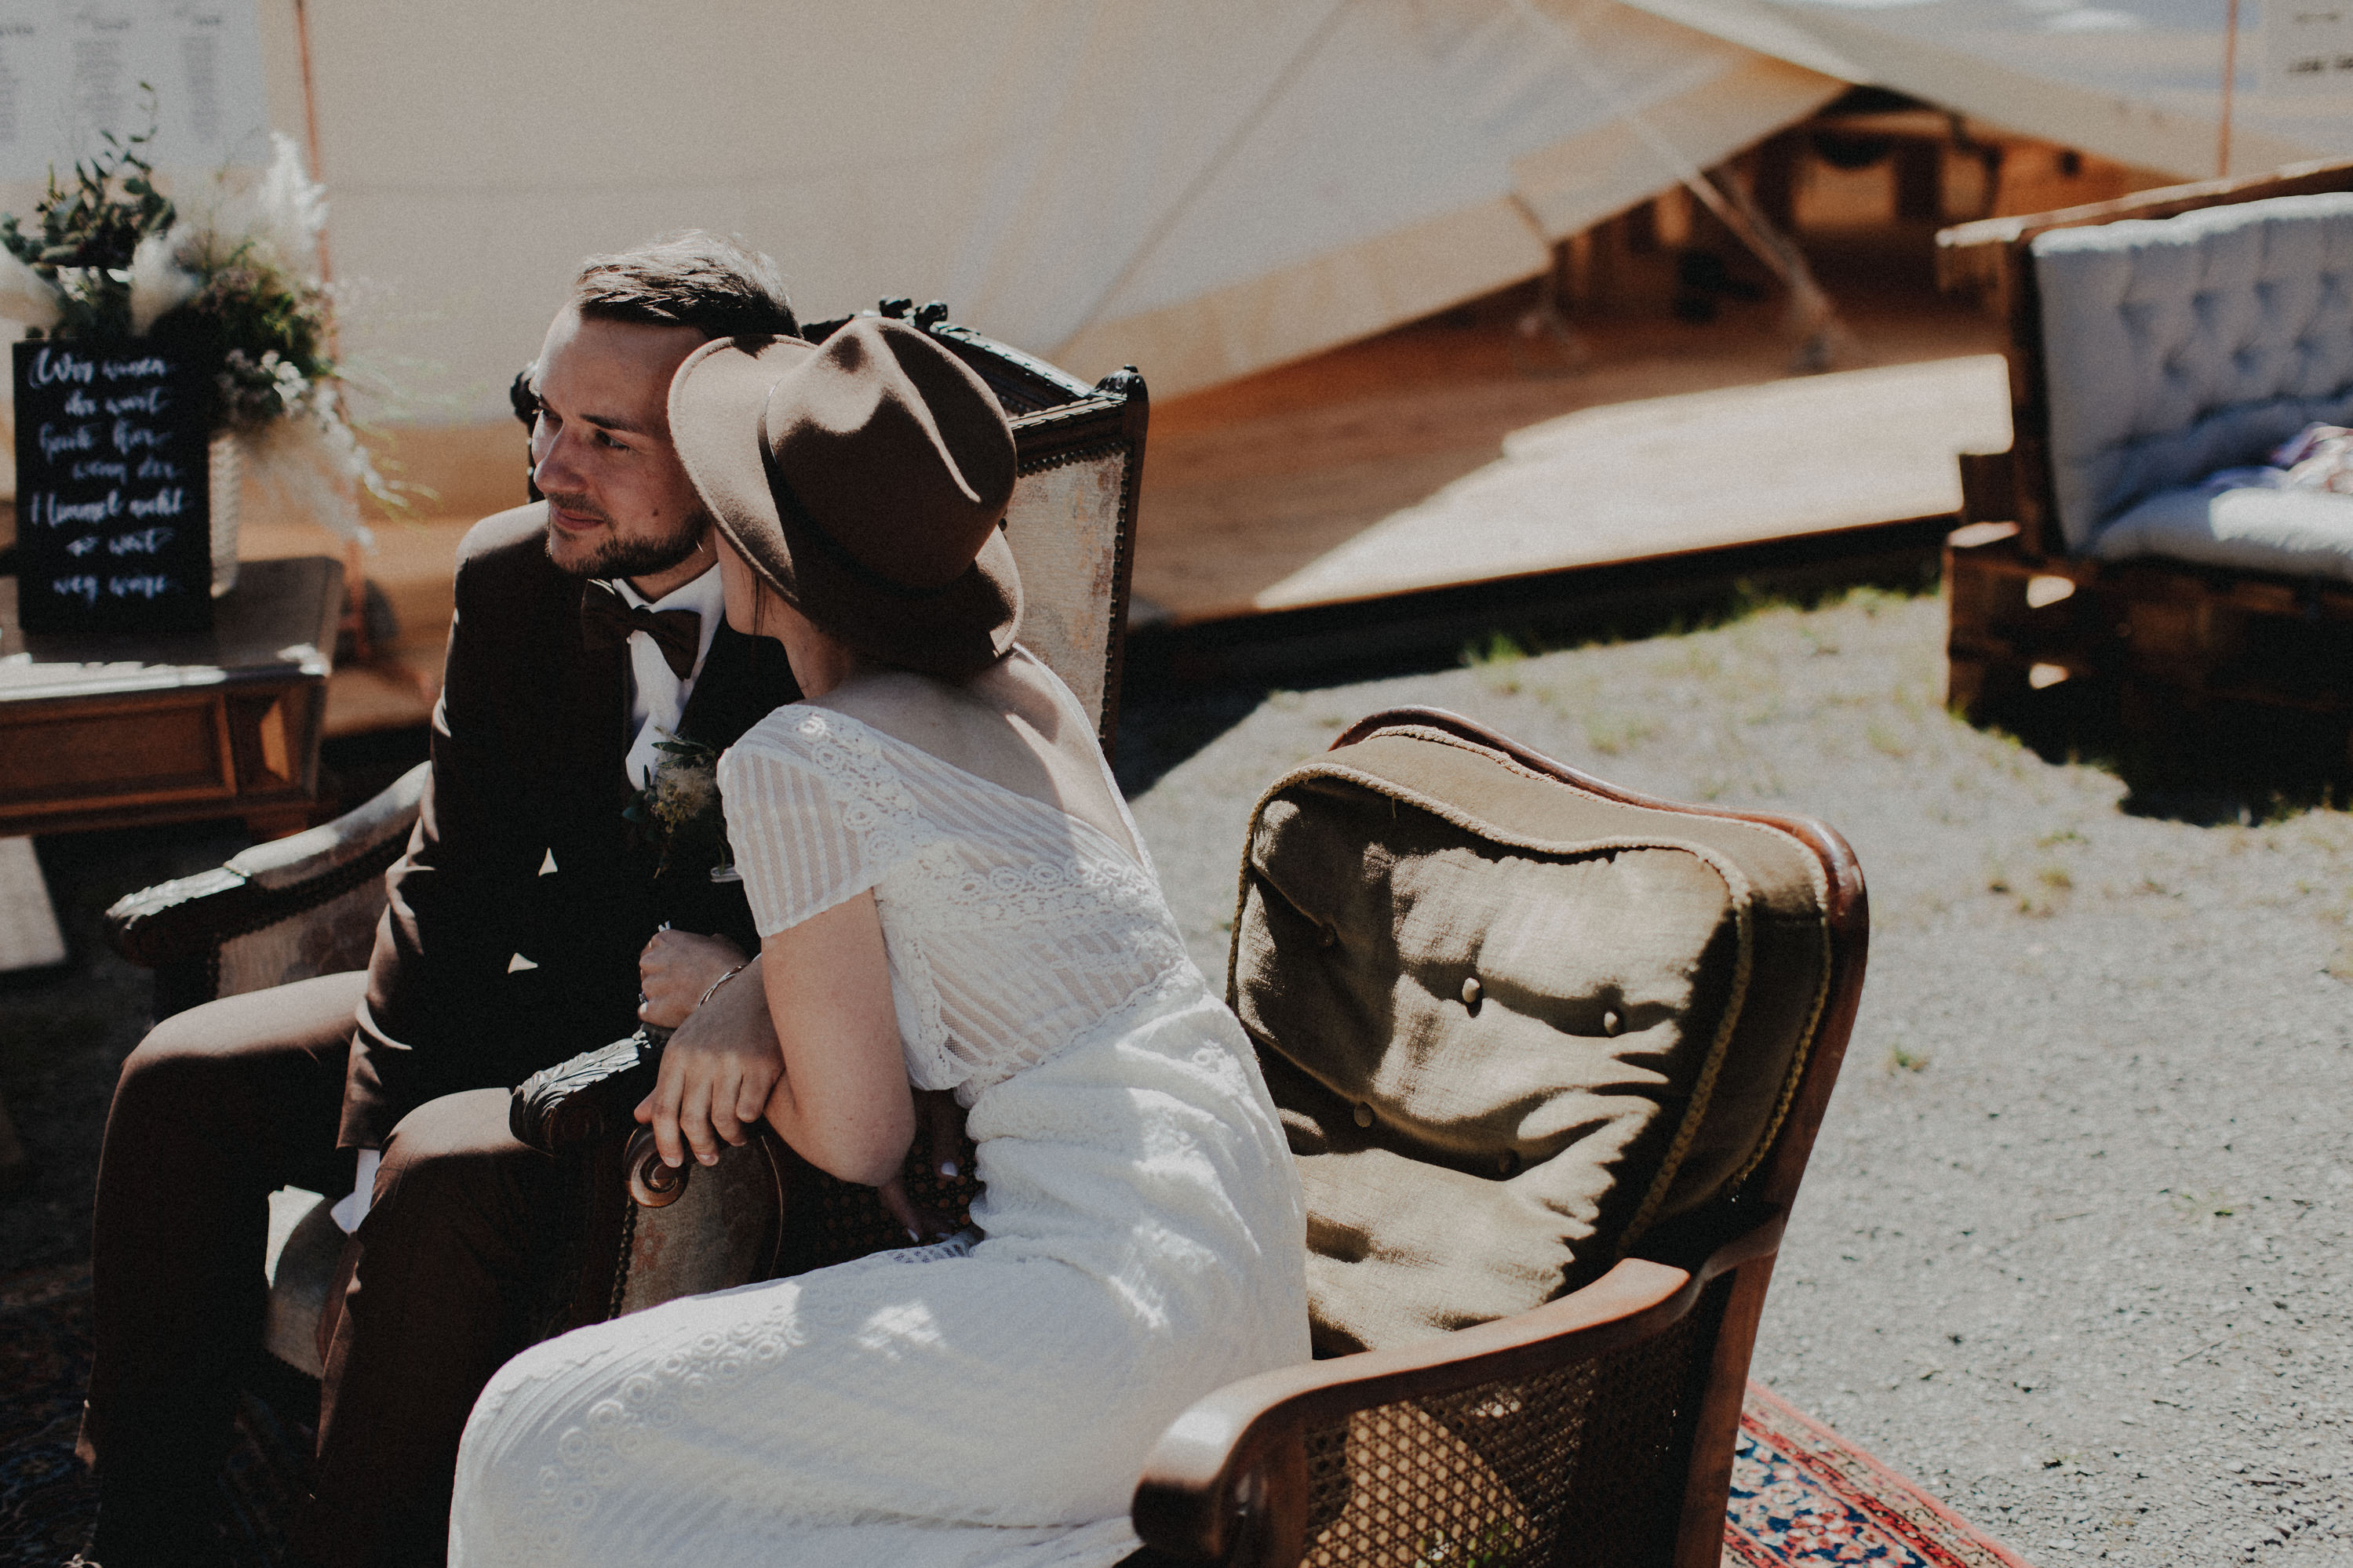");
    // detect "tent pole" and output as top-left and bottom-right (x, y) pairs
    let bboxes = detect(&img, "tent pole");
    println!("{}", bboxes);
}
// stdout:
(2219, 0), (2240, 179)
(290, 0), (372, 667)
(1503, 0), (1854, 372)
